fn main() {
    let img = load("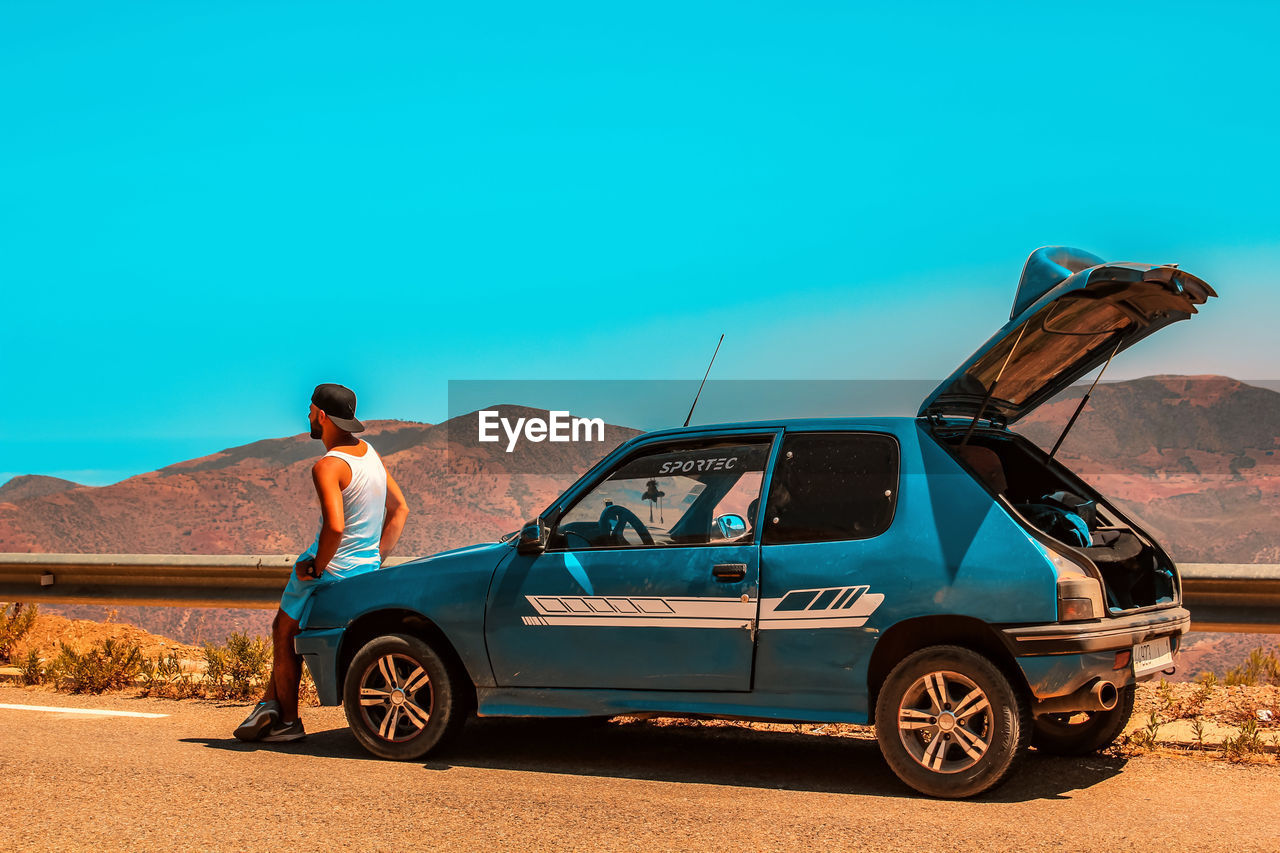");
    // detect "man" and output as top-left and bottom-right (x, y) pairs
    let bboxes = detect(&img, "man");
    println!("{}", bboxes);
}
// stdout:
(234, 383), (409, 742)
